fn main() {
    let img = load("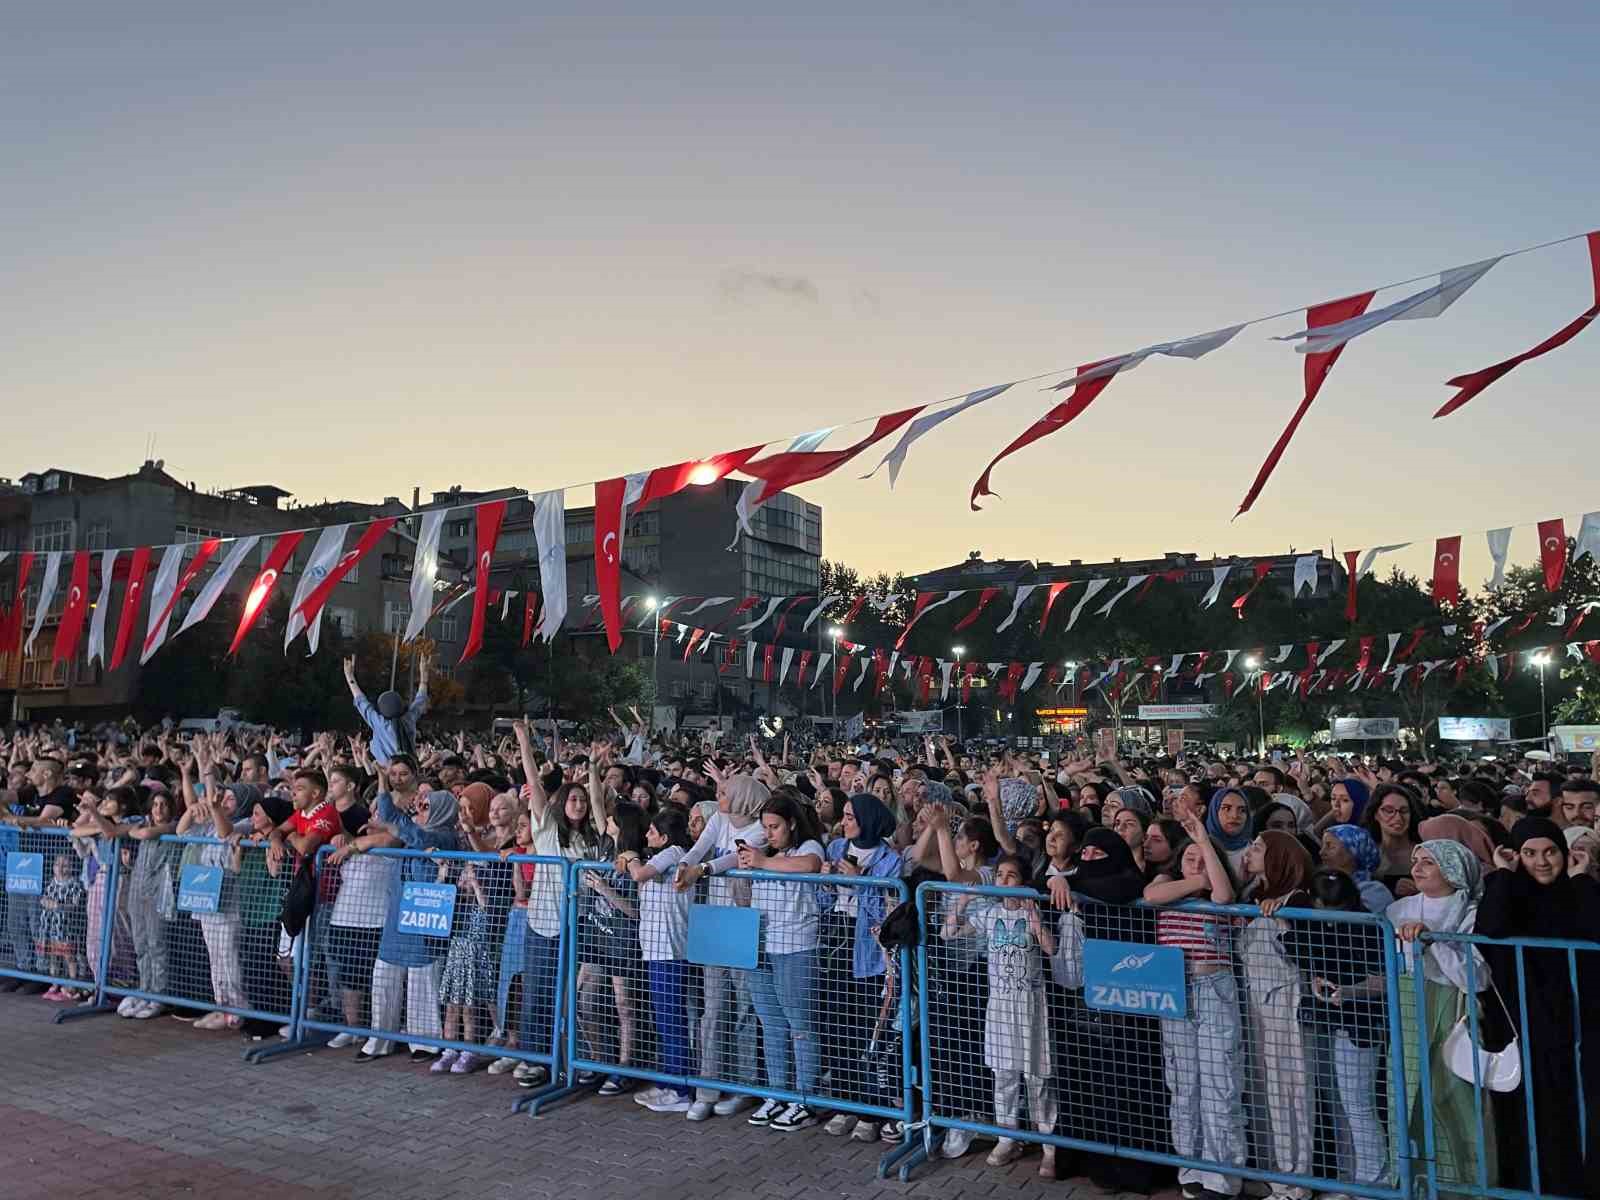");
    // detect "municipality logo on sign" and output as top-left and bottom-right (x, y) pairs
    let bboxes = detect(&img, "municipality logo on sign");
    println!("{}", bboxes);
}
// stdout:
(177, 863), (223, 913)
(5, 852), (43, 895)
(1083, 939), (1187, 1018)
